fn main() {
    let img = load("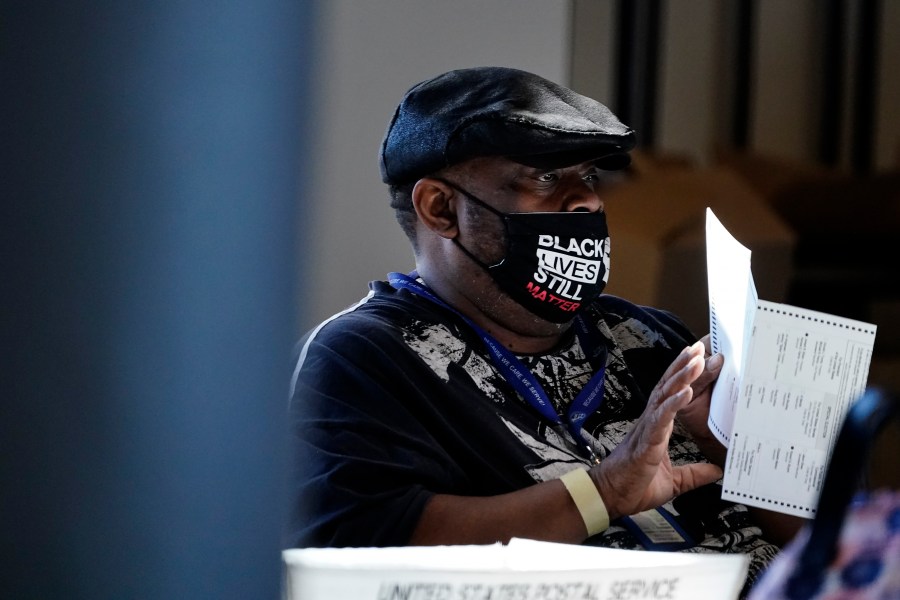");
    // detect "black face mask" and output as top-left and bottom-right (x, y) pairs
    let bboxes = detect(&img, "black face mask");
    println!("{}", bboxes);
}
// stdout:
(440, 179), (610, 323)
